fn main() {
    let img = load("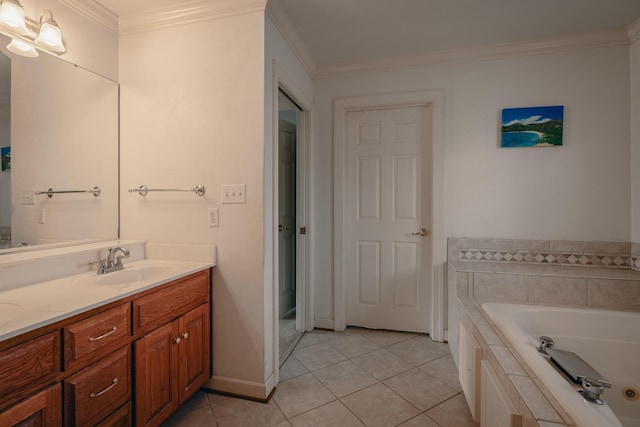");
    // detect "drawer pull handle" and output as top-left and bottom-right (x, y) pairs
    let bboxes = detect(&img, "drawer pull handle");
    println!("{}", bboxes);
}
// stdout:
(181, 332), (189, 340)
(89, 378), (118, 398)
(88, 326), (117, 342)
